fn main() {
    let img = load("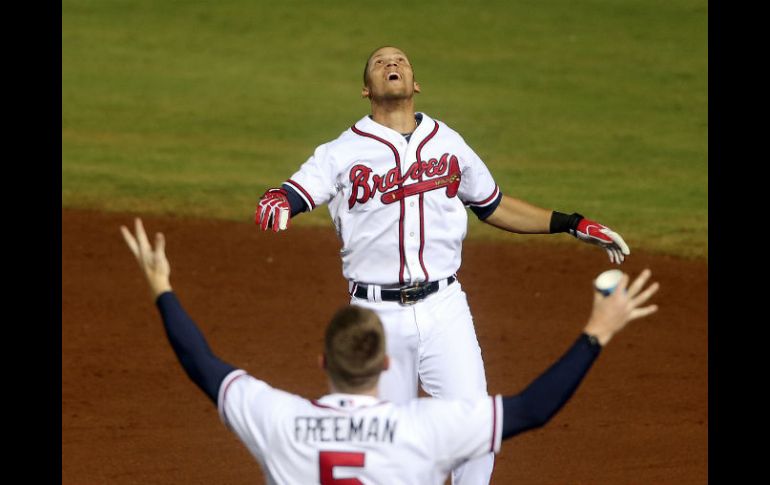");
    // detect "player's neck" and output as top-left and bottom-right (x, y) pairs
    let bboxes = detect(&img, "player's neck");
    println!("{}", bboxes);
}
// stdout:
(370, 100), (417, 134)
(328, 382), (380, 398)
(356, 387), (380, 398)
